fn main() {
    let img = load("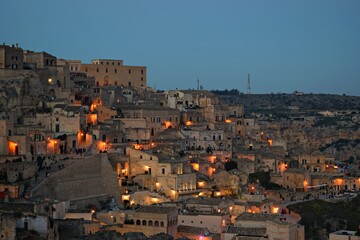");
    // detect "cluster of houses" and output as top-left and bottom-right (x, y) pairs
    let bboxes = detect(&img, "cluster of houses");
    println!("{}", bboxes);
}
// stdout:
(0, 43), (359, 239)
